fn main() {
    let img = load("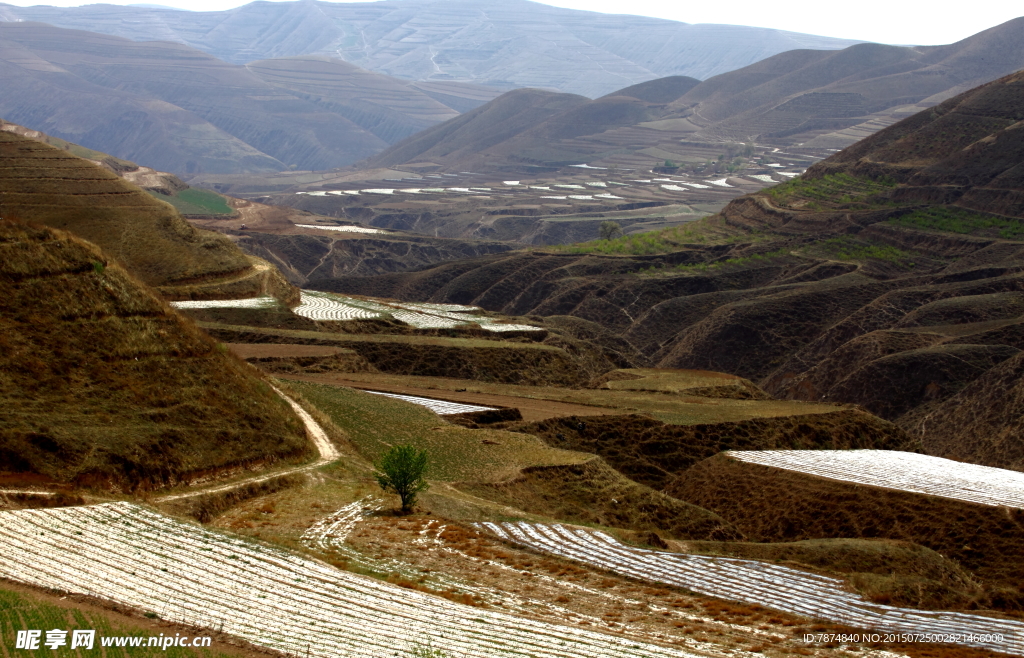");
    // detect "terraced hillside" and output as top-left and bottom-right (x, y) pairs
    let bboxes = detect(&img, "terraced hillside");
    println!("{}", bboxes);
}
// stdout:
(0, 219), (311, 490)
(0, 128), (294, 300)
(315, 69), (1024, 473)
